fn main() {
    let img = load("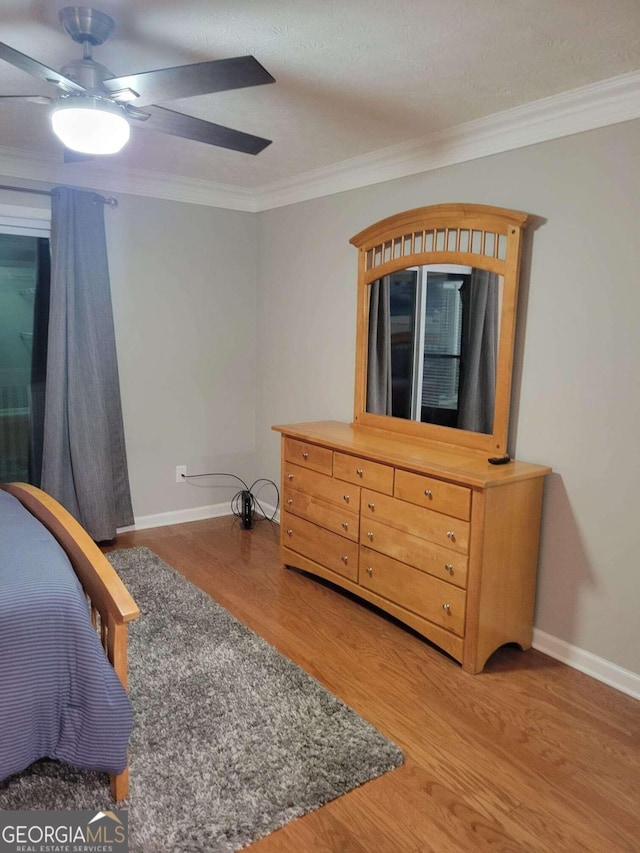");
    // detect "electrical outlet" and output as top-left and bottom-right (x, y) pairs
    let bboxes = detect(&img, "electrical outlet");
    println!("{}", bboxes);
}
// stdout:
(176, 465), (187, 484)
